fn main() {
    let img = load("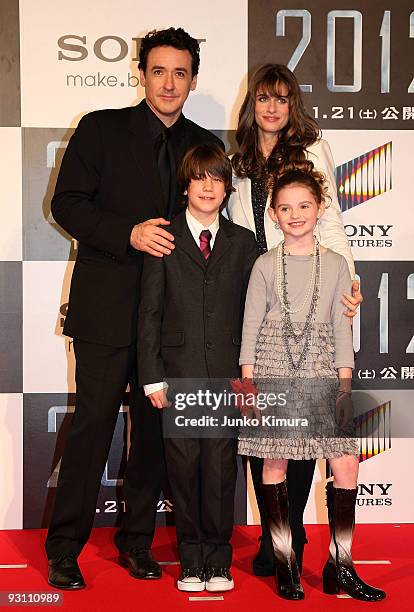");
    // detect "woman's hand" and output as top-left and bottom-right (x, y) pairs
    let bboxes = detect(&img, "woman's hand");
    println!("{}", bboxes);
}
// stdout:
(335, 390), (353, 431)
(342, 279), (363, 318)
(336, 368), (353, 431)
